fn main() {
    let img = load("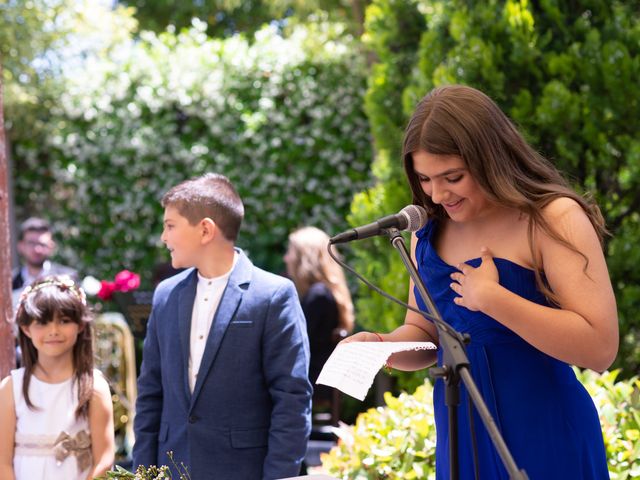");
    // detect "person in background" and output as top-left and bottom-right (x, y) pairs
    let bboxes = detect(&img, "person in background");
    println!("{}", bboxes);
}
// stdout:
(12, 217), (78, 305)
(133, 173), (312, 480)
(284, 226), (355, 410)
(342, 85), (617, 479)
(0, 276), (115, 479)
